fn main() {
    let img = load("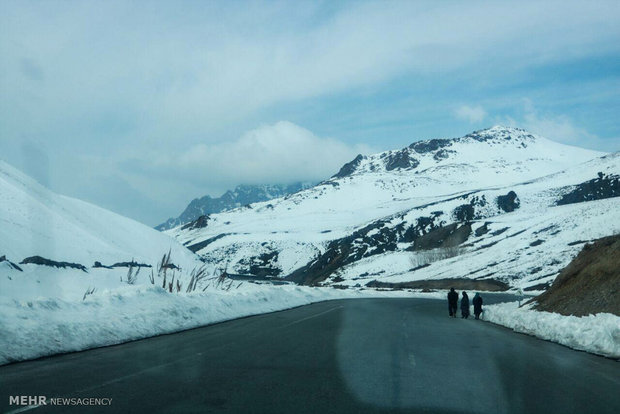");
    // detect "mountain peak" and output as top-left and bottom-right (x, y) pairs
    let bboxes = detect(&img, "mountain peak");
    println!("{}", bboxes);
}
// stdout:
(486, 124), (522, 132)
(462, 125), (536, 143)
(330, 126), (598, 179)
